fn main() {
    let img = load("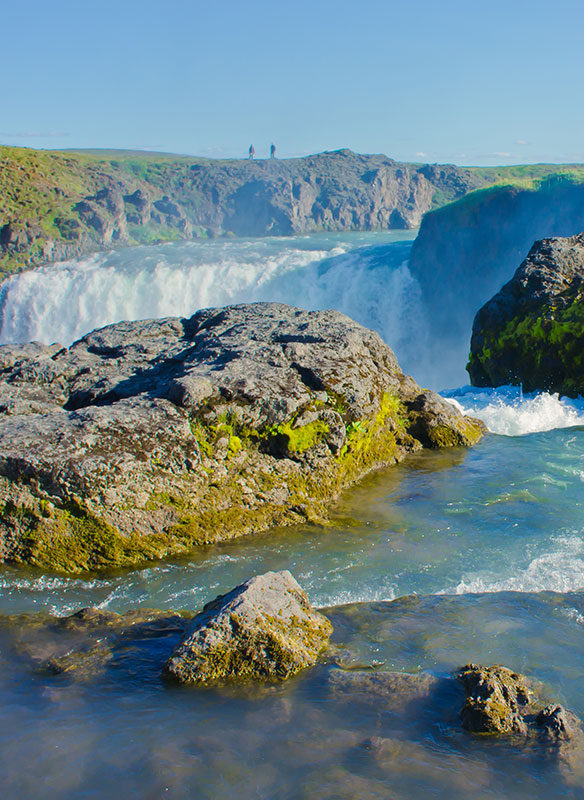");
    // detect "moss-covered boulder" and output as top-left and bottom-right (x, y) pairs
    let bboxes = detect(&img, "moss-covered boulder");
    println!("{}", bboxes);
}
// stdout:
(163, 570), (332, 684)
(468, 232), (584, 394)
(0, 302), (484, 573)
(457, 664), (532, 734)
